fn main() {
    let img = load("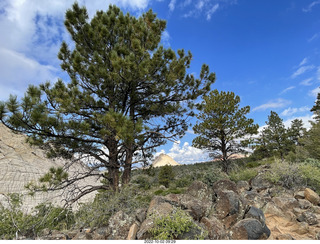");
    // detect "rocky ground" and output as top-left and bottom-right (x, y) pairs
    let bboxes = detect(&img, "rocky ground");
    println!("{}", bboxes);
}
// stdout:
(27, 175), (320, 240)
